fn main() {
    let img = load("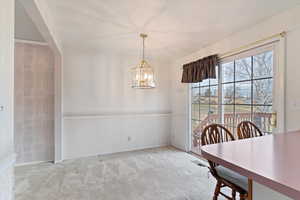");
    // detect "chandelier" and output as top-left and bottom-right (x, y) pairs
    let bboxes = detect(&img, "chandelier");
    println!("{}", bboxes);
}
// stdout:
(131, 33), (156, 89)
